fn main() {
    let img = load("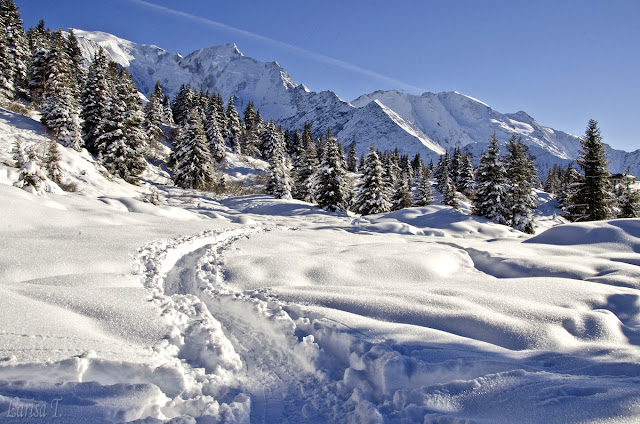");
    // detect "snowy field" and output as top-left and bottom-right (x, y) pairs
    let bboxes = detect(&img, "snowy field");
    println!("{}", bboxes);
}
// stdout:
(1, 107), (640, 423)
